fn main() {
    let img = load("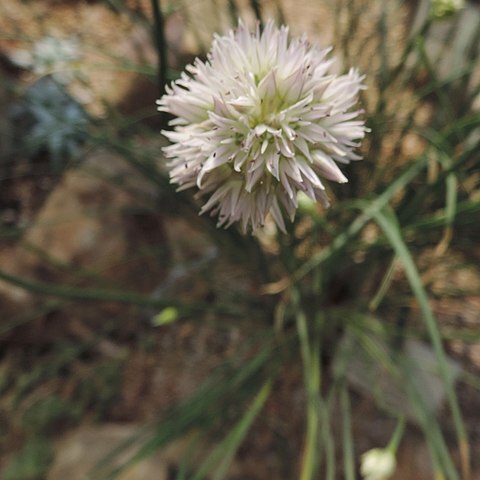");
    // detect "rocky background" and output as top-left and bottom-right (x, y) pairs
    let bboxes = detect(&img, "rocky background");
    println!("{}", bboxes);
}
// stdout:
(0, 1), (480, 479)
